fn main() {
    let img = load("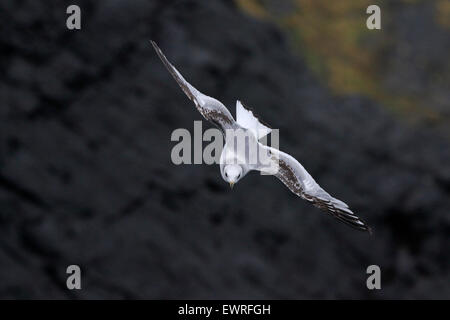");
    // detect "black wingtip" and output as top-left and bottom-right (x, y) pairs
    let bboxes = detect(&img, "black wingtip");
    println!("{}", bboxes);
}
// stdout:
(357, 216), (373, 235)
(333, 210), (372, 235)
(357, 220), (373, 235)
(150, 40), (158, 50)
